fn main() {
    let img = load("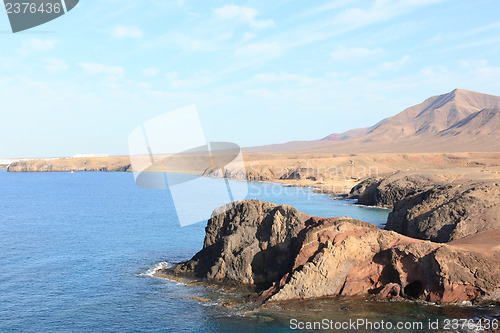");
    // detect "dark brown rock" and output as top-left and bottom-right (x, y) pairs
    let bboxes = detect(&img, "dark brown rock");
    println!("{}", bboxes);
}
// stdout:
(170, 200), (308, 288)
(349, 171), (500, 242)
(386, 181), (500, 242)
(164, 199), (500, 305)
